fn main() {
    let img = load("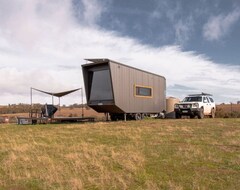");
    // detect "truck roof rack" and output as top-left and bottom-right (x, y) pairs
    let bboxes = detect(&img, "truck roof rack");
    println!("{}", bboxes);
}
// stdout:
(188, 92), (213, 96)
